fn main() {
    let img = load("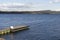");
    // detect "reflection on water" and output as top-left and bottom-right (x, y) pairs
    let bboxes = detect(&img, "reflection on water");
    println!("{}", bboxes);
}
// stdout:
(0, 14), (60, 40)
